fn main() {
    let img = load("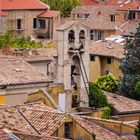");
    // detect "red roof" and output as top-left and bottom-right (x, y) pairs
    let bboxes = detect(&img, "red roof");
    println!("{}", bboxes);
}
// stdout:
(105, 0), (124, 6)
(0, 0), (49, 10)
(38, 10), (60, 18)
(0, 11), (7, 17)
(80, 0), (99, 6)
(118, 0), (140, 10)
